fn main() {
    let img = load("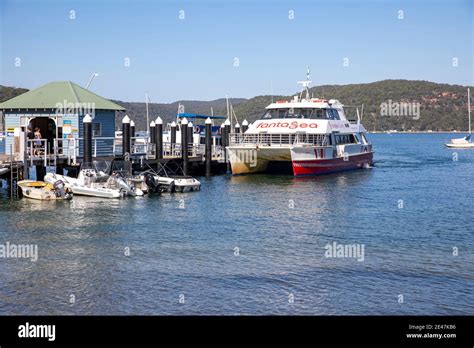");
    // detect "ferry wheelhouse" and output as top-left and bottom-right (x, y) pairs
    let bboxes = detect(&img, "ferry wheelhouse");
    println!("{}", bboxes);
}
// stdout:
(227, 72), (374, 176)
